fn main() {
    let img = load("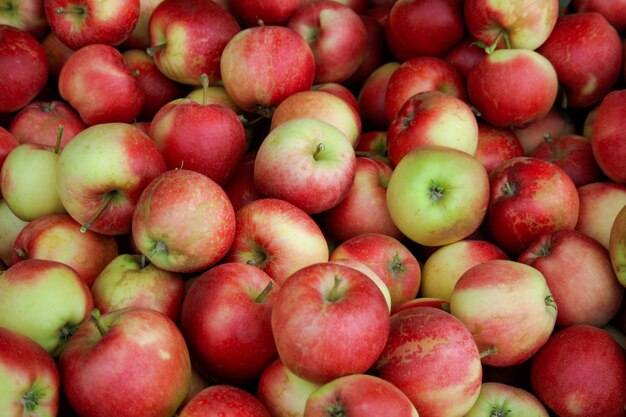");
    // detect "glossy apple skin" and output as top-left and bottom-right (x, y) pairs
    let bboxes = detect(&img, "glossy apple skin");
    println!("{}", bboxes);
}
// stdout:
(610, 205), (626, 287)
(0, 25), (48, 114)
(485, 157), (579, 256)
(40, 30), (74, 79)
(226, 0), (306, 27)
(0, 0), (49, 38)
(44, 0), (139, 49)
(0, 327), (60, 417)
(178, 385), (271, 417)
(357, 61), (399, 133)
(375, 306), (483, 417)
(59, 308), (191, 417)
(518, 229), (624, 327)
(464, 382), (549, 417)
(467, 49), (558, 128)
(530, 325), (626, 417)
(591, 89), (626, 183)
(58, 44), (144, 126)
(121, 0), (165, 49)
(573, 0), (626, 33)
(0, 127), (18, 170)
(474, 122), (525, 174)
(444, 37), (486, 80)
(513, 108), (576, 155)
(344, 14), (387, 88)
(575, 182), (626, 250)
(223, 150), (260, 212)
(538, 12), (623, 109)
(271, 262), (390, 384)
